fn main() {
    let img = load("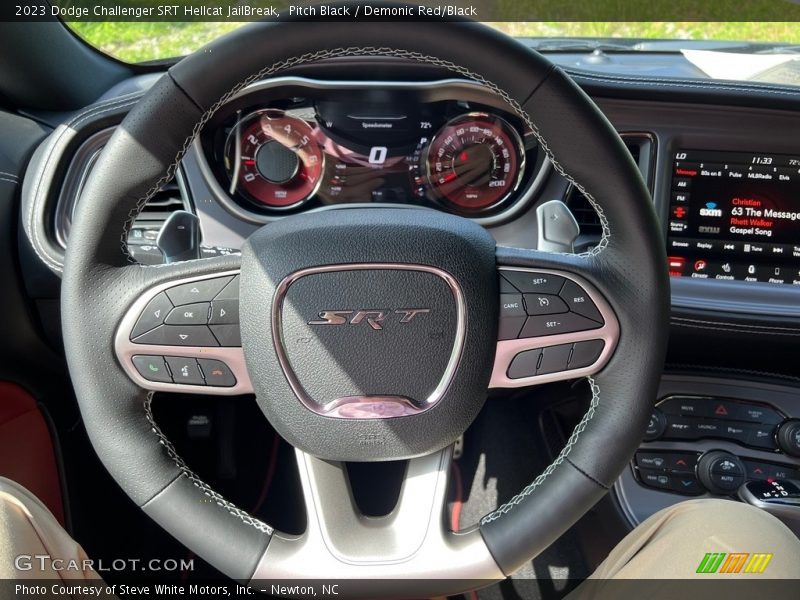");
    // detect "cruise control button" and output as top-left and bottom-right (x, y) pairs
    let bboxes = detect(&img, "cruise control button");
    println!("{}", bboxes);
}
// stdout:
(500, 271), (565, 295)
(165, 356), (206, 386)
(507, 349), (542, 379)
(133, 325), (219, 347)
(166, 277), (233, 306)
(568, 340), (605, 369)
(131, 293), (173, 339)
(165, 302), (210, 326)
(558, 280), (603, 323)
(537, 344), (572, 375)
(500, 294), (526, 318)
(132, 355), (172, 383)
(197, 359), (237, 387)
(520, 313), (602, 338)
(209, 299), (240, 325)
(523, 294), (568, 316)
(210, 324), (242, 347)
(214, 275), (240, 300)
